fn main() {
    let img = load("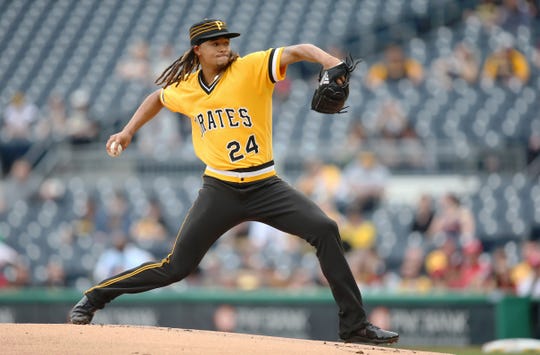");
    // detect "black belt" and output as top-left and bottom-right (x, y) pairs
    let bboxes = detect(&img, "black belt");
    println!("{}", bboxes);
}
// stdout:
(230, 160), (274, 173)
